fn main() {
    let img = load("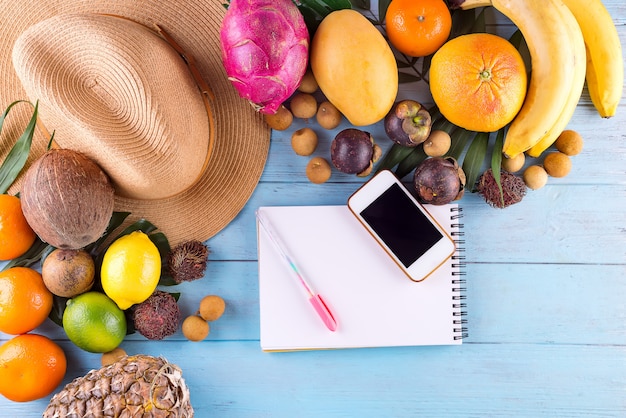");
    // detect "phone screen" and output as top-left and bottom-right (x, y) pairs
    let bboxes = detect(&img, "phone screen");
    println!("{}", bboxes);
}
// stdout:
(360, 183), (443, 268)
